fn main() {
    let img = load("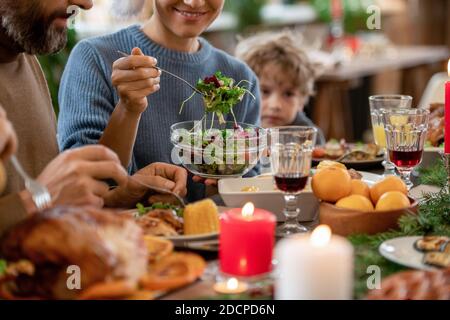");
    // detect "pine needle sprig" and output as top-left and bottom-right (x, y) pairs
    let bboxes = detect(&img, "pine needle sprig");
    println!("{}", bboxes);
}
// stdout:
(418, 158), (447, 188)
